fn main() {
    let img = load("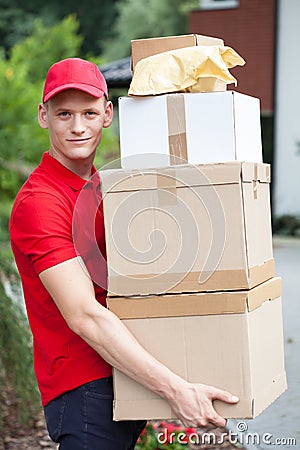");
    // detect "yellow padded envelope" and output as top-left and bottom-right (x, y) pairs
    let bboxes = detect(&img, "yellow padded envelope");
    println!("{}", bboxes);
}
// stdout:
(128, 45), (246, 96)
